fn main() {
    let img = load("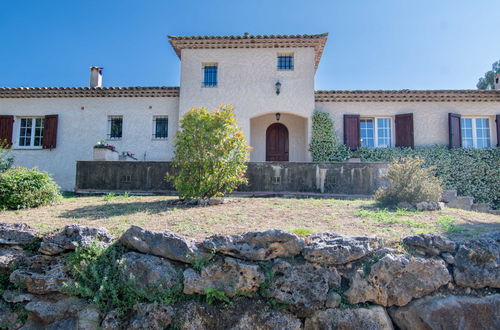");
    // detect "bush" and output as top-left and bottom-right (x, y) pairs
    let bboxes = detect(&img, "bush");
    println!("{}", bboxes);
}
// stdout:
(0, 140), (13, 173)
(375, 157), (443, 206)
(0, 167), (62, 209)
(170, 105), (250, 200)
